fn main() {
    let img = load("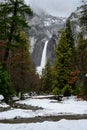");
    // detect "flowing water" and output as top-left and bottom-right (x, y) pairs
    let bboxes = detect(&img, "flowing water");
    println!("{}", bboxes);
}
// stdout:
(40, 41), (48, 68)
(36, 41), (48, 75)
